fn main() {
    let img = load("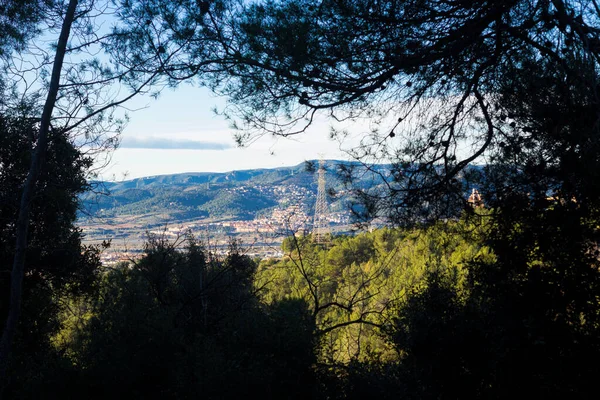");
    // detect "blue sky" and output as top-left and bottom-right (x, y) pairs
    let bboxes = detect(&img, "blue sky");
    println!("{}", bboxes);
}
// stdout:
(99, 84), (352, 180)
